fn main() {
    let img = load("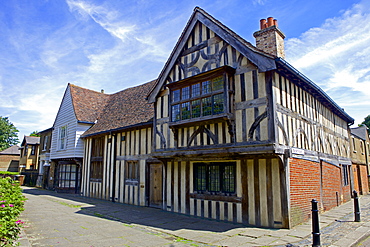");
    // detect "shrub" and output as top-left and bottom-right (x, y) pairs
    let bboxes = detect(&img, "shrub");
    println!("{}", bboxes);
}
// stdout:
(0, 177), (26, 246)
(0, 172), (19, 178)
